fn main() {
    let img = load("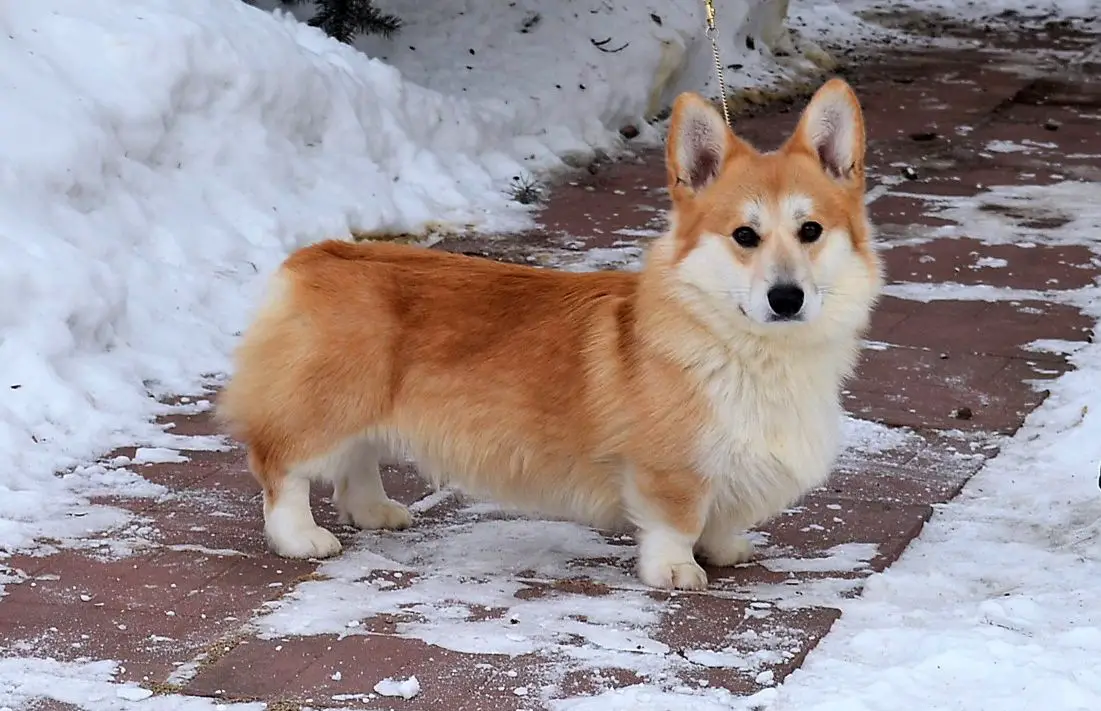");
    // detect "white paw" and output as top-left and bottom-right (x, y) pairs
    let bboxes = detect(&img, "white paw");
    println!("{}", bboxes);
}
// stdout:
(638, 555), (709, 591)
(697, 534), (755, 567)
(267, 523), (343, 559)
(337, 498), (412, 531)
